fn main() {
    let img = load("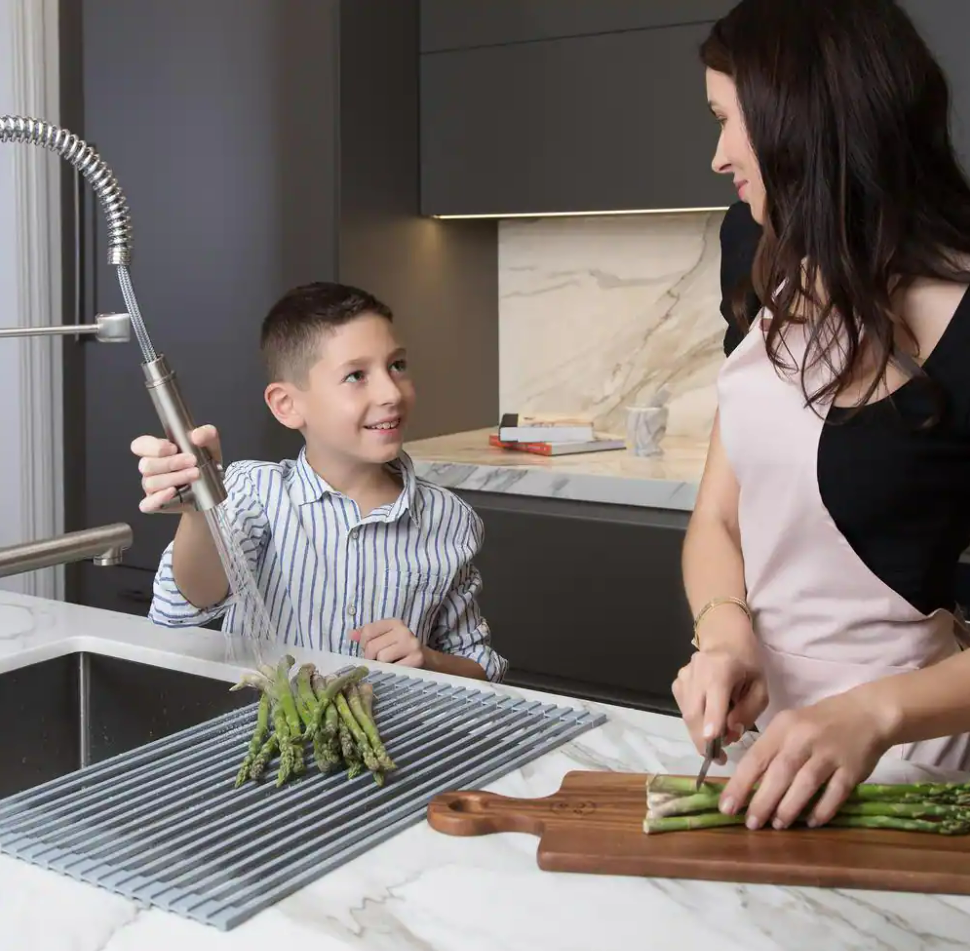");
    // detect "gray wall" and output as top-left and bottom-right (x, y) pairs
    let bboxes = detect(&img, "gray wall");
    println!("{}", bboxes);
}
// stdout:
(59, 0), (498, 611)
